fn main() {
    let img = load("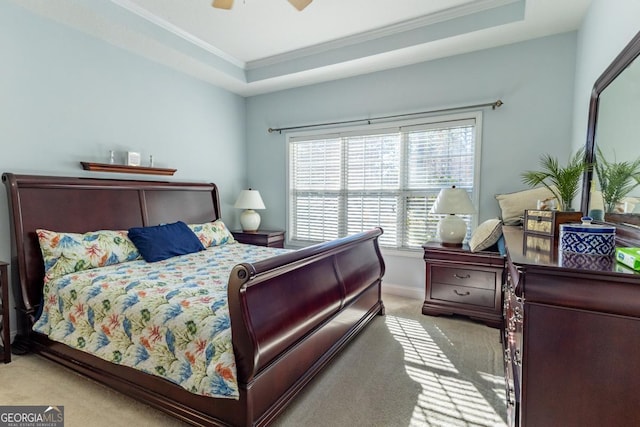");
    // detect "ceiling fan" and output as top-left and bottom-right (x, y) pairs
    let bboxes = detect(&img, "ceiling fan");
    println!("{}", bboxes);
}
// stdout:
(212, 0), (313, 11)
